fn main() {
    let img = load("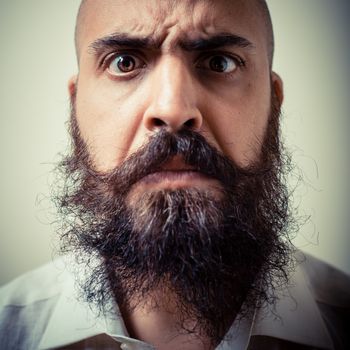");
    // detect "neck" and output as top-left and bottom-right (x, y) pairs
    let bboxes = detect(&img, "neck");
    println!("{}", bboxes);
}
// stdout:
(120, 292), (214, 350)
